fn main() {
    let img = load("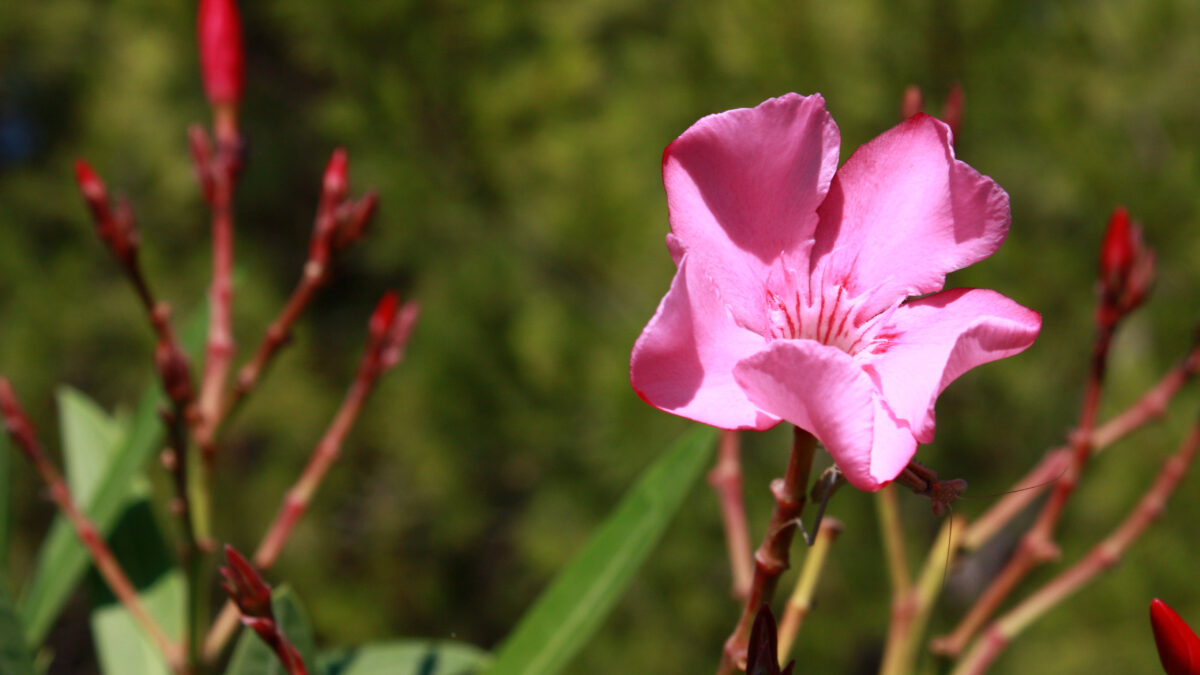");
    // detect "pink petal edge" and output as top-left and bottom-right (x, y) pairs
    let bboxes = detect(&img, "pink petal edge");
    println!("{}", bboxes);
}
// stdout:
(631, 255), (779, 430)
(865, 288), (1041, 443)
(812, 114), (1011, 317)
